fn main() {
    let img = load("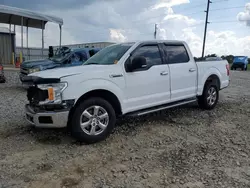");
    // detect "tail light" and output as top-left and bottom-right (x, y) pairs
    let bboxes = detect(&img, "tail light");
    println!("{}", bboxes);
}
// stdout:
(0, 65), (3, 71)
(226, 64), (230, 76)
